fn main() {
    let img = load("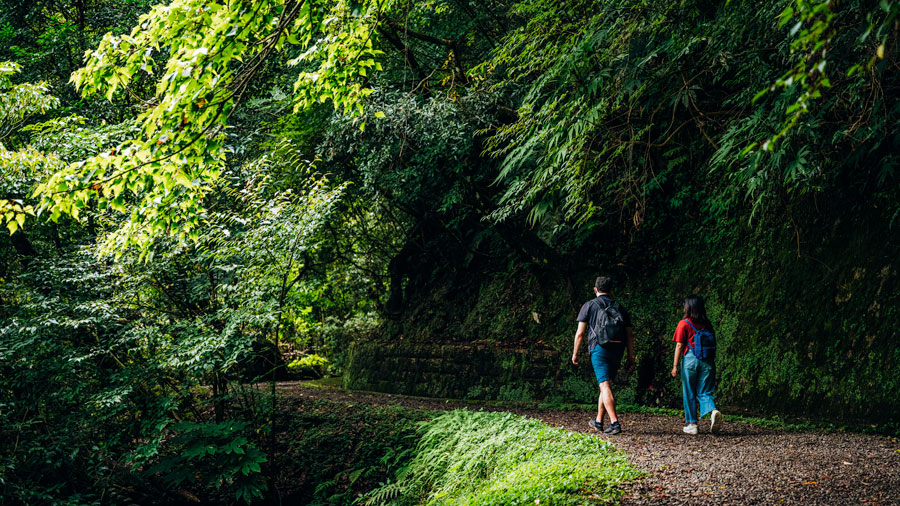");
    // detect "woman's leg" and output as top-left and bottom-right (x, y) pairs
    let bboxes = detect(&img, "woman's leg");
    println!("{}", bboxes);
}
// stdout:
(696, 359), (717, 418)
(681, 353), (699, 423)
